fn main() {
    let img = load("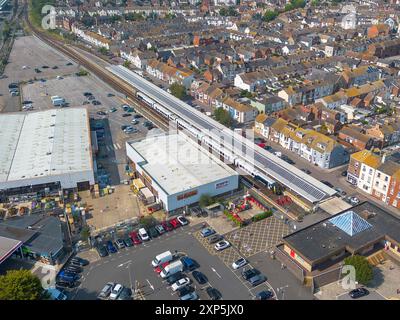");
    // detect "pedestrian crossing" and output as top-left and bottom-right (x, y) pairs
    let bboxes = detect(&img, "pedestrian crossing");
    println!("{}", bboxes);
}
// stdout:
(105, 143), (122, 152)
